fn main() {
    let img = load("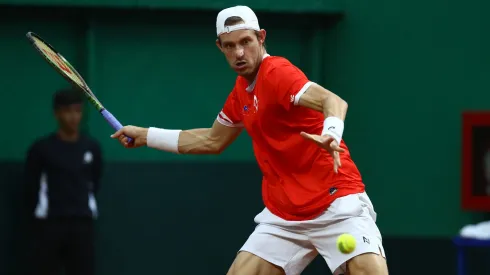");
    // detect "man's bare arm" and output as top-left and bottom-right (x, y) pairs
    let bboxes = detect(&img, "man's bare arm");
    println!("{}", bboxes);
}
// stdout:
(297, 83), (348, 120)
(177, 120), (242, 154)
(111, 120), (242, 154)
